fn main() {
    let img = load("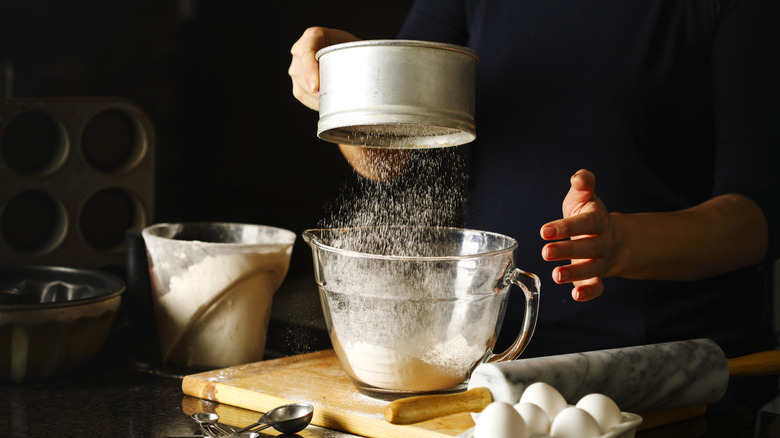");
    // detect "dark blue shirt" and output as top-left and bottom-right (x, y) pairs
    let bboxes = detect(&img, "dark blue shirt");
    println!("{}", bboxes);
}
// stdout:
(397, 0), (780, 361)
